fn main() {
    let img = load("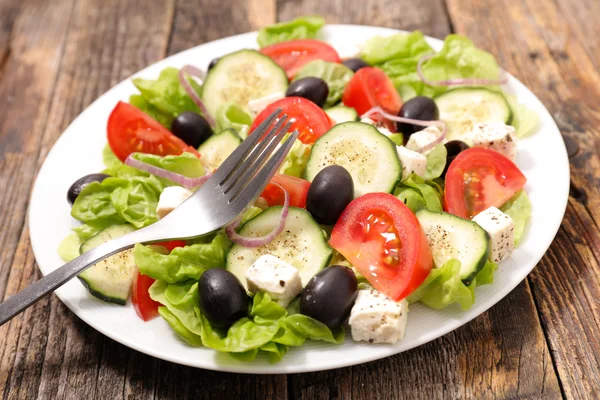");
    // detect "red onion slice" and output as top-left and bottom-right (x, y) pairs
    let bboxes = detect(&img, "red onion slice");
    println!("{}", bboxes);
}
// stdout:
(178, 65), (216, 128)
(361, 106), (446, 153)
(125, 154), (211, 188)
(417, 54), (508, 87)
(225, 184), (289, 248)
